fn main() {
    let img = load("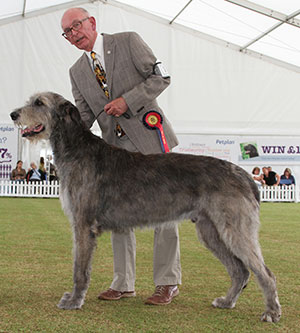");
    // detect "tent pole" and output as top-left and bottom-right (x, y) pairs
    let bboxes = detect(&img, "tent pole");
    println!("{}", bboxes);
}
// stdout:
(22, 0), (27, 17)
(240, 9), (300, 51)
(226, 0), (300, 29)
(170, 0), (193, 25)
